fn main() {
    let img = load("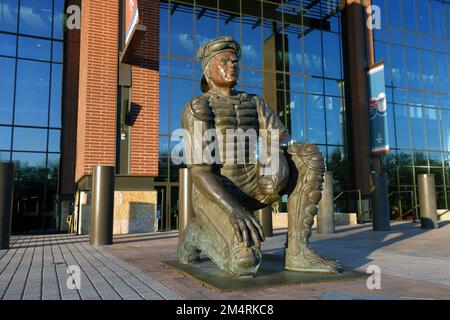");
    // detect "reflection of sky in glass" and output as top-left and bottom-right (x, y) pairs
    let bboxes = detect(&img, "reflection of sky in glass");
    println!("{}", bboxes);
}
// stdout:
(0, 126), (11, 150)
(0, 0), (18, 32)
(13, 127), (47, 152)
(0, 57), (15, 125)
(50, 63), (63, 128)
(15, 60), (50, 127)
(19, 0), (53, 38)
(18, 36), (51, 61)
(0, 32), (16, 56)
(48, 129), (60, 152)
